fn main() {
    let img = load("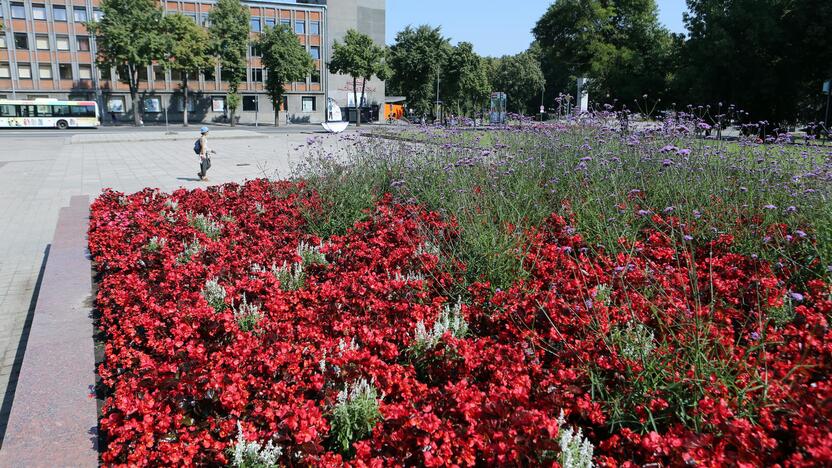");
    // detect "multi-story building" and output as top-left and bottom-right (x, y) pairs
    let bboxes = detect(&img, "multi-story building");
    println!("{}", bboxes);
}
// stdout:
(0, 0), (386, 125)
